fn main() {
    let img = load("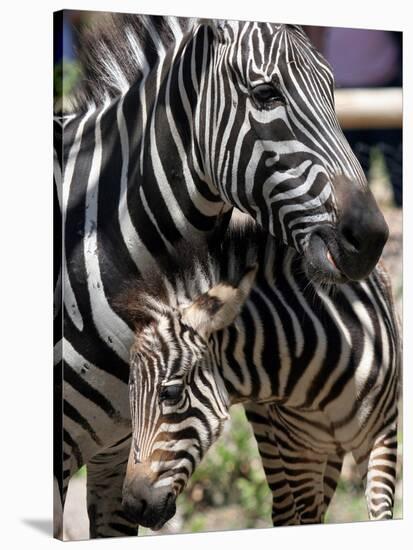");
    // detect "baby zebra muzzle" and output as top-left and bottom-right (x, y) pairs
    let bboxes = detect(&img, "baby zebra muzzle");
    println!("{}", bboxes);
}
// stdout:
(122, 473), (176, 530)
